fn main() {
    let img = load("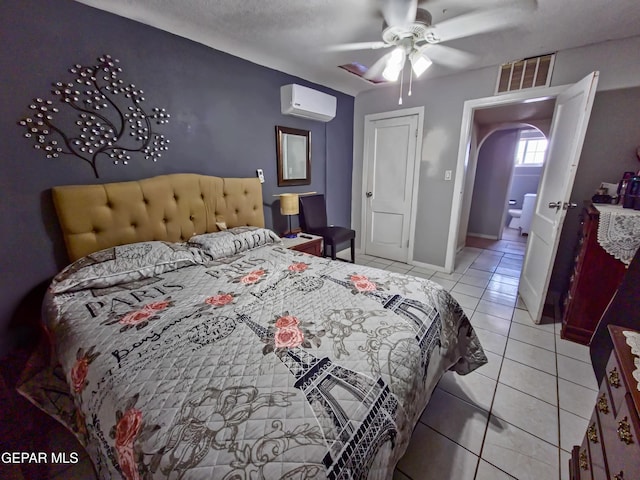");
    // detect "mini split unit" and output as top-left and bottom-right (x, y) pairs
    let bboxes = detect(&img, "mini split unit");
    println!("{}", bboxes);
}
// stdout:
(280, 84), (337, 122)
